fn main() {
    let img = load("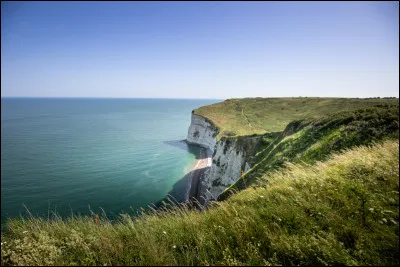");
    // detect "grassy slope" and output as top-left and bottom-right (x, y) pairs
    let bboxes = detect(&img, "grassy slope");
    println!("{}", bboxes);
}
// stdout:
(219, 104), (399, 199)
(1, 140), (398, 266)
(194, 97), (399, 139)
